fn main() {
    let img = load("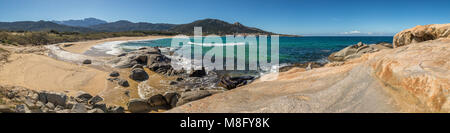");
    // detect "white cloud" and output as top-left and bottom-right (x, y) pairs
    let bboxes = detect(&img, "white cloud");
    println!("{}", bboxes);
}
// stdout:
(341, 30), (361, 34)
